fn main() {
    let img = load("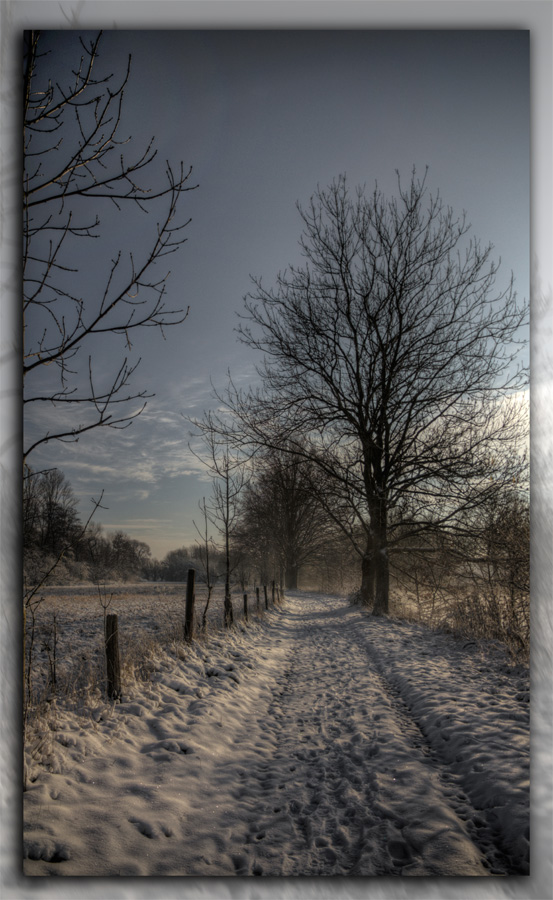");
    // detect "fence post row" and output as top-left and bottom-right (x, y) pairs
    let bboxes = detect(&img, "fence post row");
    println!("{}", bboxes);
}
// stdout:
(105, 613), (122, 701)
(184, 568), (195, 642)
(183, 572), (281, 639)
(102, 573), (286, 706)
